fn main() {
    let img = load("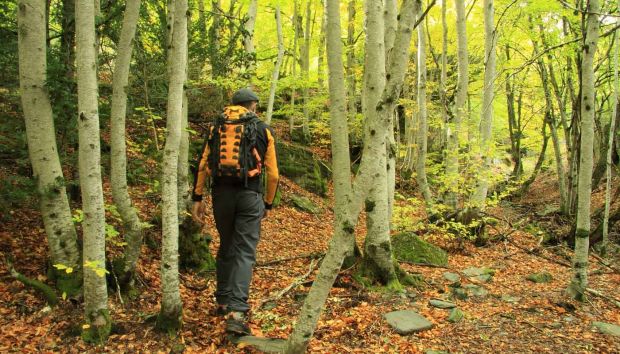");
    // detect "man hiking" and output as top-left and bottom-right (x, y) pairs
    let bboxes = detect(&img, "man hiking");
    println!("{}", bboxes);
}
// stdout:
(191, 88), (279, 335)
